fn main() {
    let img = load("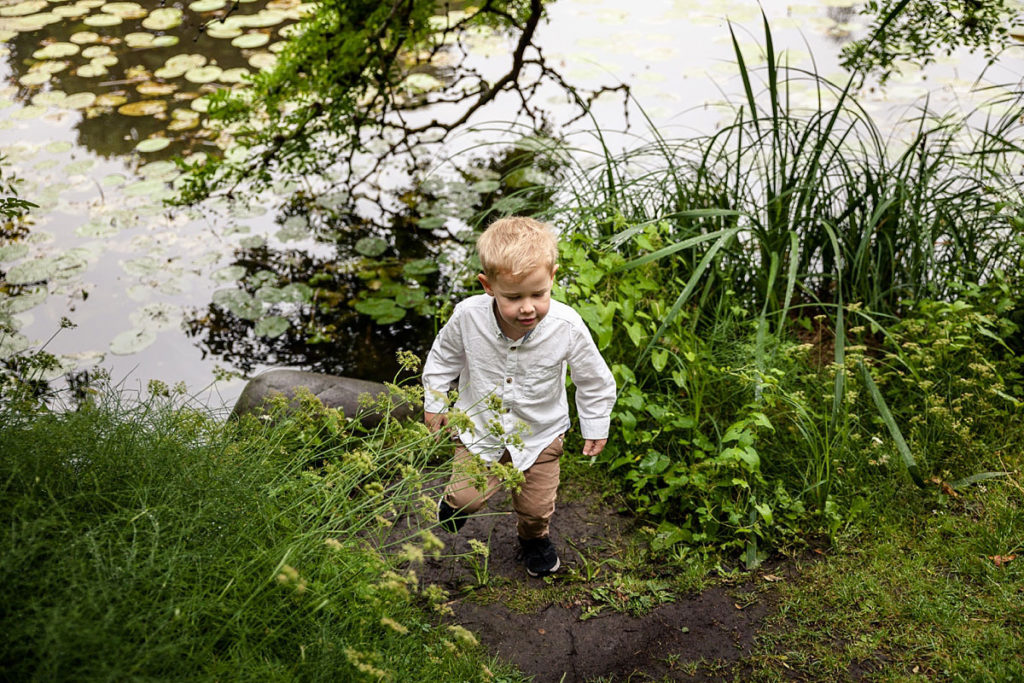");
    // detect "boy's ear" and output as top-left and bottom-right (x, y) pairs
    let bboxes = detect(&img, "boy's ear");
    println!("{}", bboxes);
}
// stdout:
(477, 273), (494, 295)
